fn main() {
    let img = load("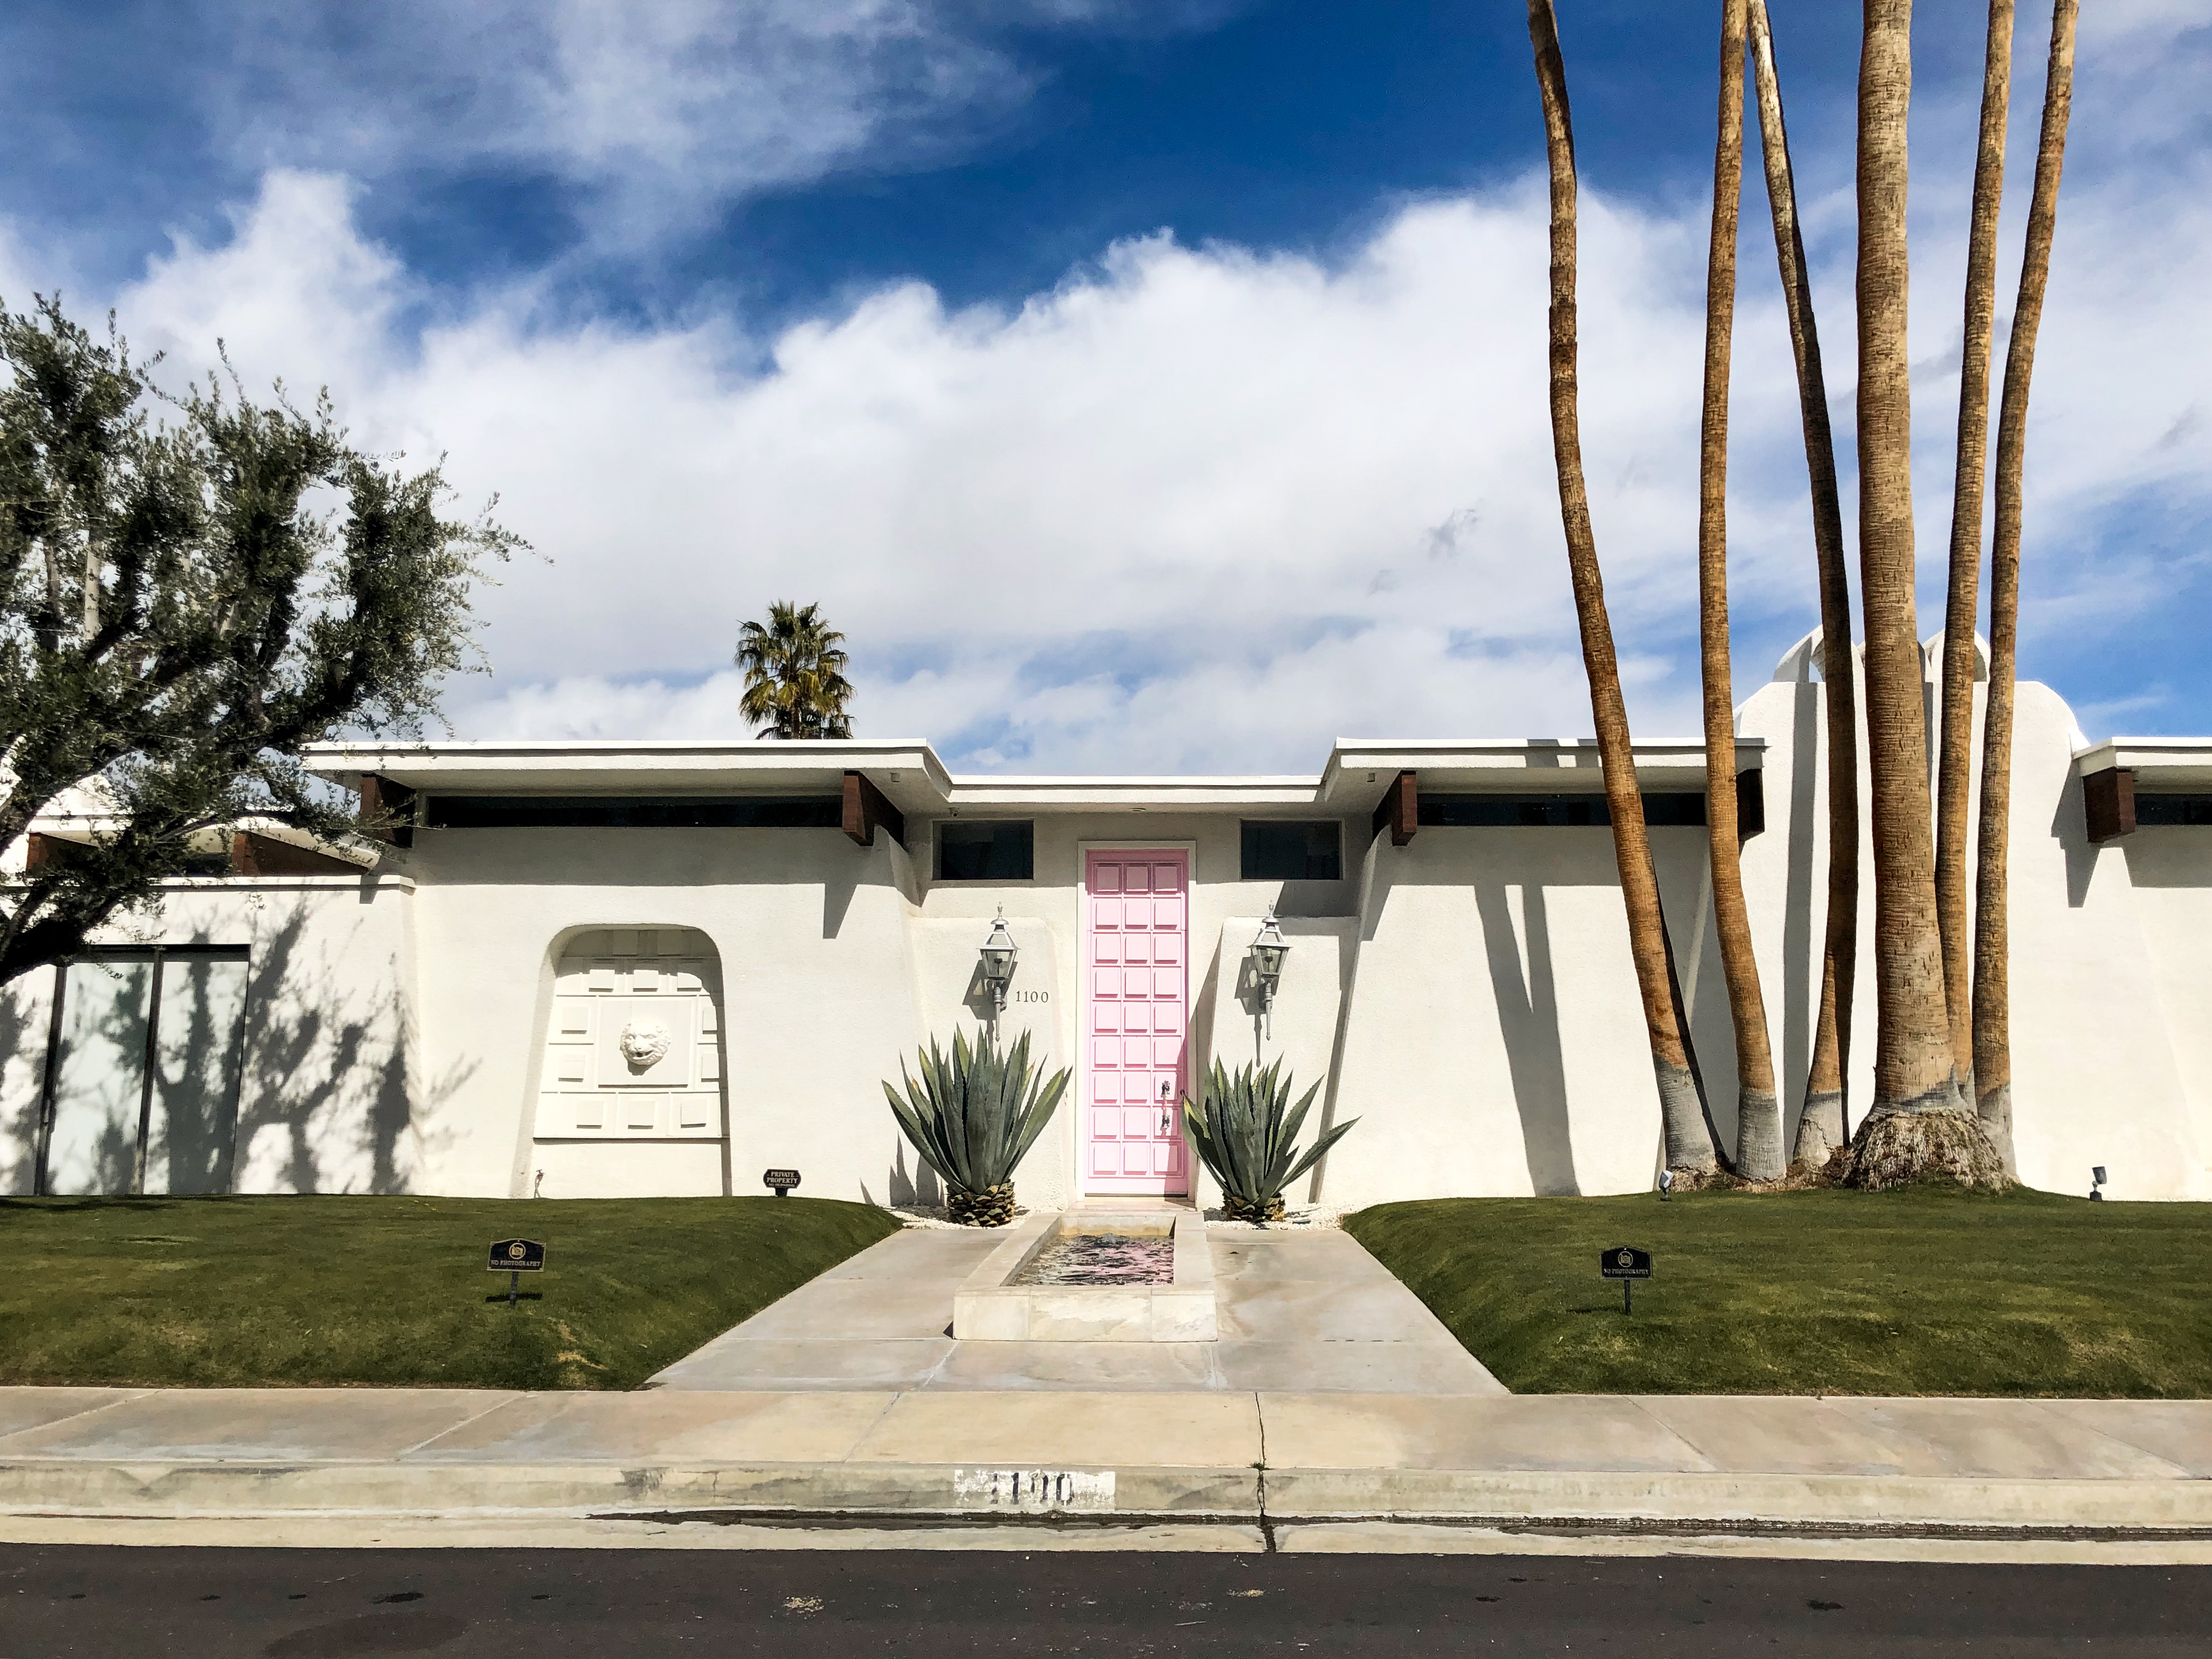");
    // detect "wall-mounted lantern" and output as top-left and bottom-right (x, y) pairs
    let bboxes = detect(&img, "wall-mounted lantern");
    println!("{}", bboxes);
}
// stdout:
(979, 905), (1020, 1013)
(1250, 906), (1291, 1037)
